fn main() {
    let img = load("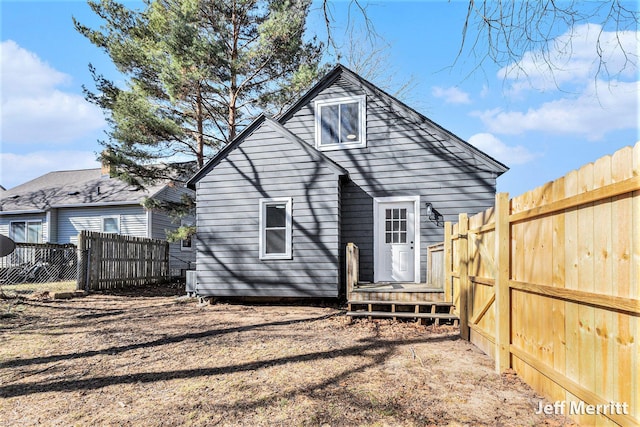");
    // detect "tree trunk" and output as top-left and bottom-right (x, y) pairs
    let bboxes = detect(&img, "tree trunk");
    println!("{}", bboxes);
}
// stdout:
(228, 0), (239, 142)
(196, 82), (204, 168)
